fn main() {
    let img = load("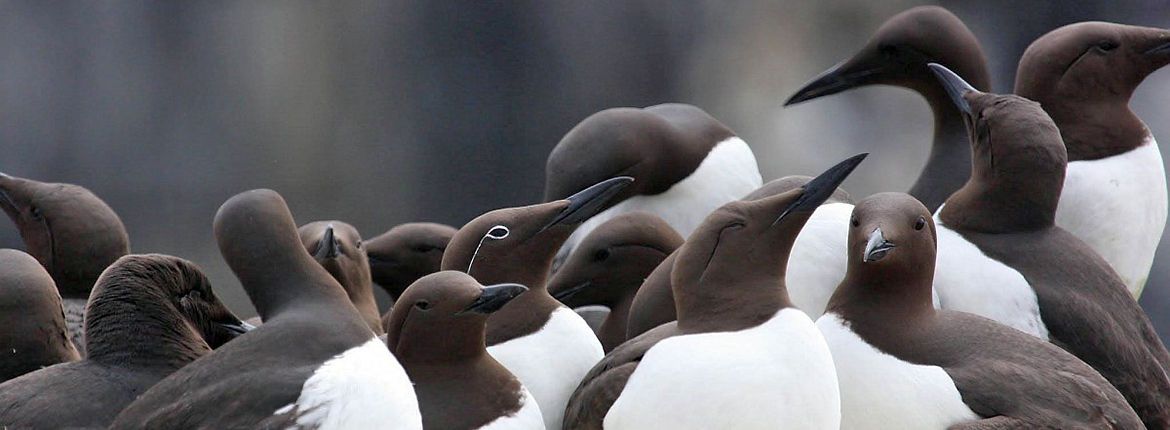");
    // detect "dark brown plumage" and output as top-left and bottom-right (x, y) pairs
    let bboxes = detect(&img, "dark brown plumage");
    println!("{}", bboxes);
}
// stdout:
(386, 271), (532, 430)
(0, 173), (130, 356)
(366, 222), (455, 305)
(0, 249), (79, 384)
(548, 212), (681, 352)
(0, 254), (246, 428)
(933, 64), (1170, 427)
(299, 220), (382, 333)
(786, 6), (991, 210)
(826, 193), (1142, 428)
